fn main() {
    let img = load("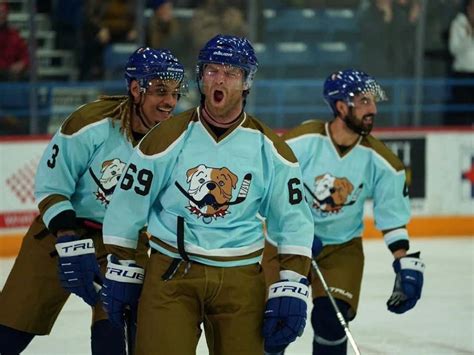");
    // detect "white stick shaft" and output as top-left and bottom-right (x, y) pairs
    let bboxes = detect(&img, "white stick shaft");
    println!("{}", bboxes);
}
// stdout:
(311, 259), (361, 355)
